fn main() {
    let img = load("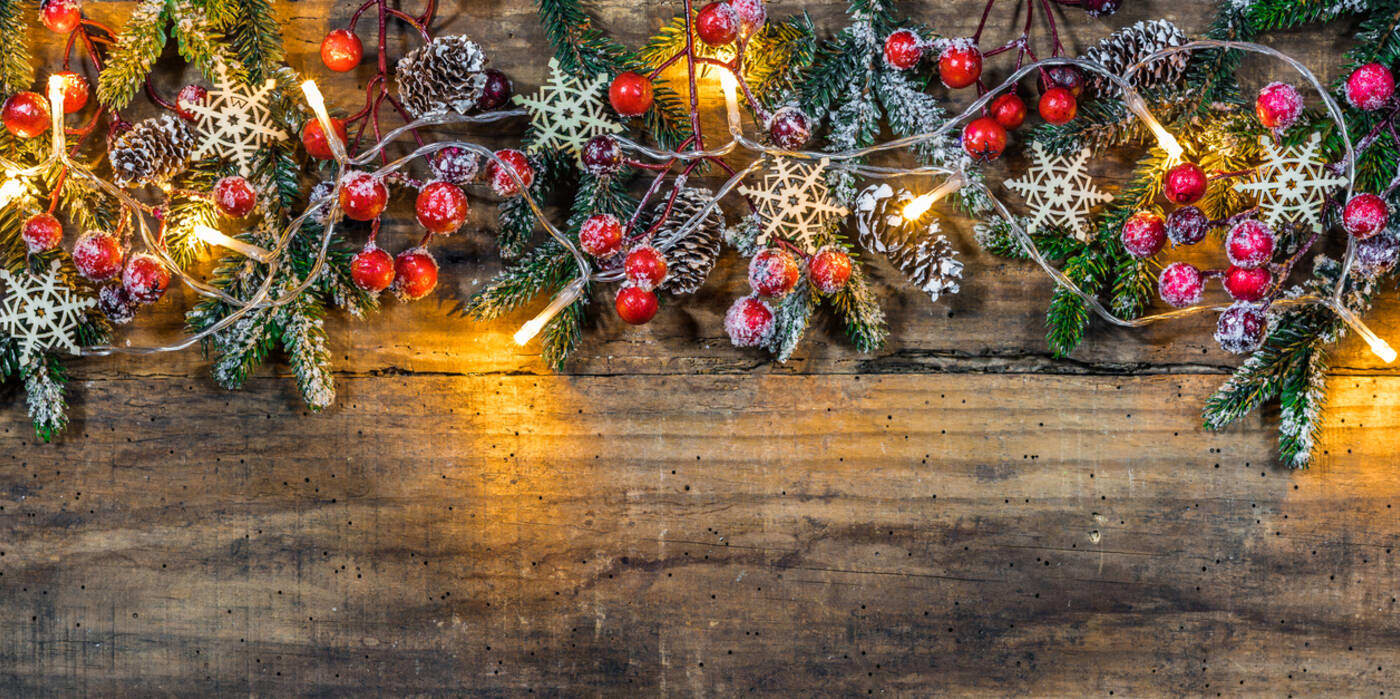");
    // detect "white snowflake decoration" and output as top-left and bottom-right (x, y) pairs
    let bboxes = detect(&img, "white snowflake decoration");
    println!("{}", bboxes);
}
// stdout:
(183, 61), (289, 175)
(513, 58), (625, 159)
(0, 261), (97, 363)
(738, 156), (850, 250)
(1004, 143), (1113, 242)
(1233, 133), (1348, 231)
